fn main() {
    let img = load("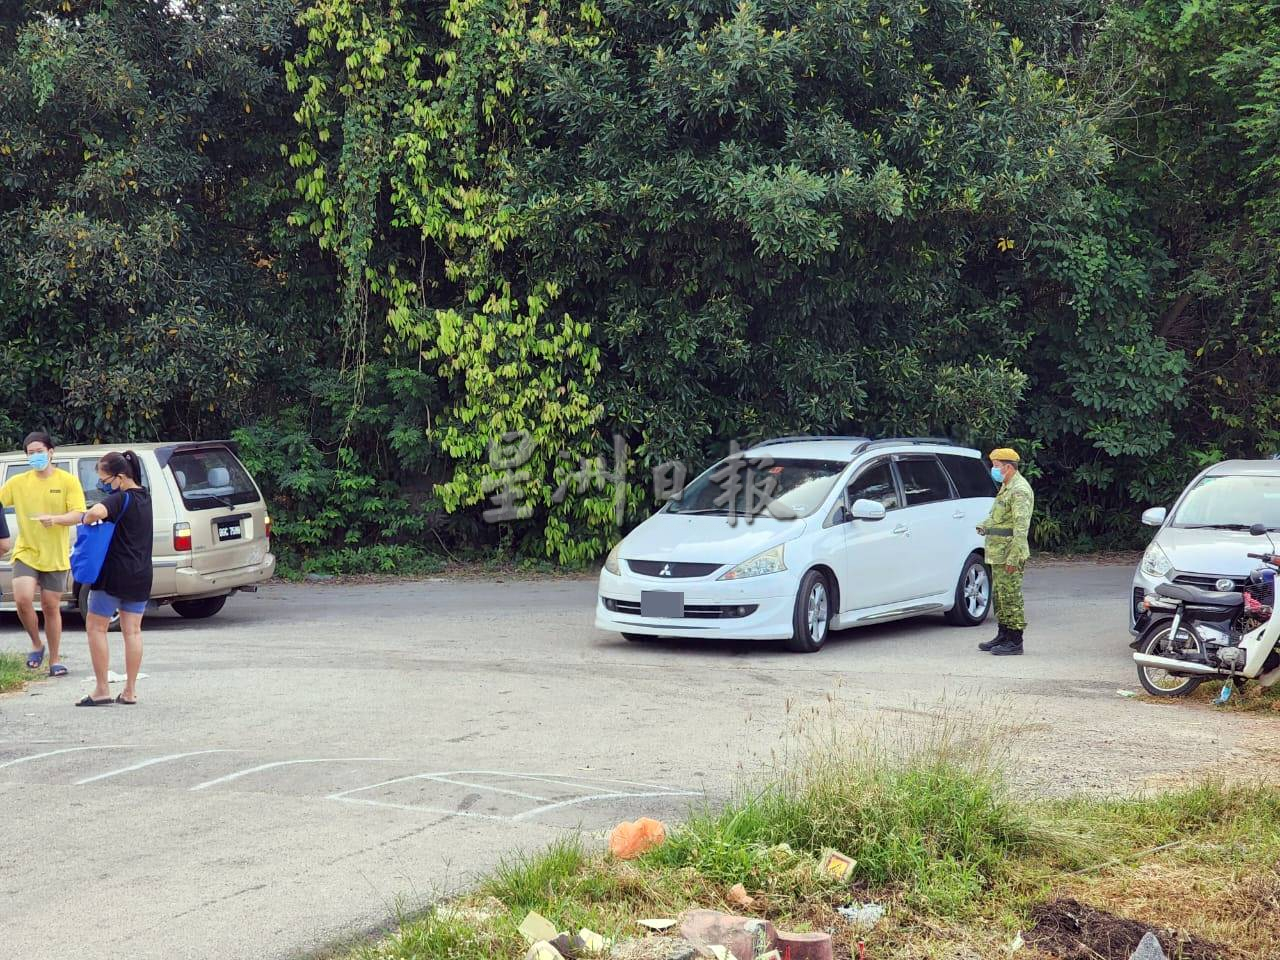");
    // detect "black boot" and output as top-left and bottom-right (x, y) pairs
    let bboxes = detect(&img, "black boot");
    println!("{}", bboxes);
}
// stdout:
(991, 629), (1024, 656)
(978, 625), (1007, 652)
